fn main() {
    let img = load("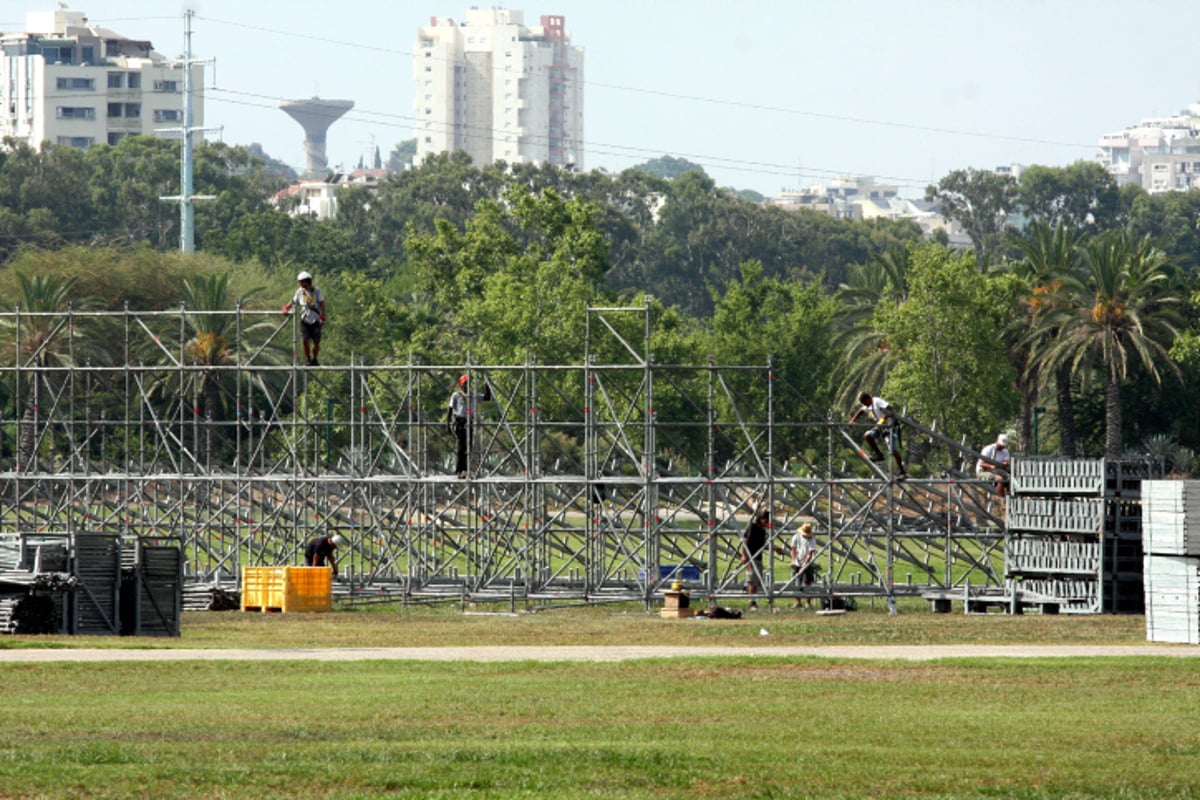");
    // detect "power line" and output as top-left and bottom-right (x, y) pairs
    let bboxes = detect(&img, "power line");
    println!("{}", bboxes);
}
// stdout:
(205, 87), (934, 190)
(191, 14), (1094, 187)
(6, 12), (1101, 192)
